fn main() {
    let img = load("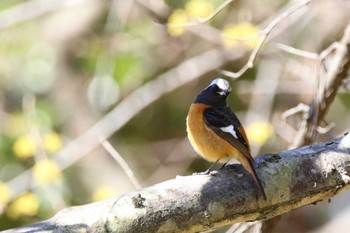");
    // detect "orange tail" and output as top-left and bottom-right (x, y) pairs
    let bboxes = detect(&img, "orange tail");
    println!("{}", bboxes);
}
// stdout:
(241, 157), (267, 200)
